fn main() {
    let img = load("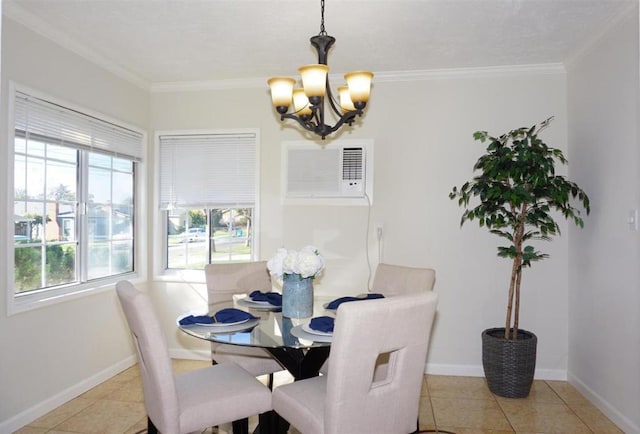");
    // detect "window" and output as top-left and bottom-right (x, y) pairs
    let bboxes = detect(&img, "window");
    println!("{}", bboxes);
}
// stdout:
(158, 132), (258, 271)
(10, 86), (144, 308)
